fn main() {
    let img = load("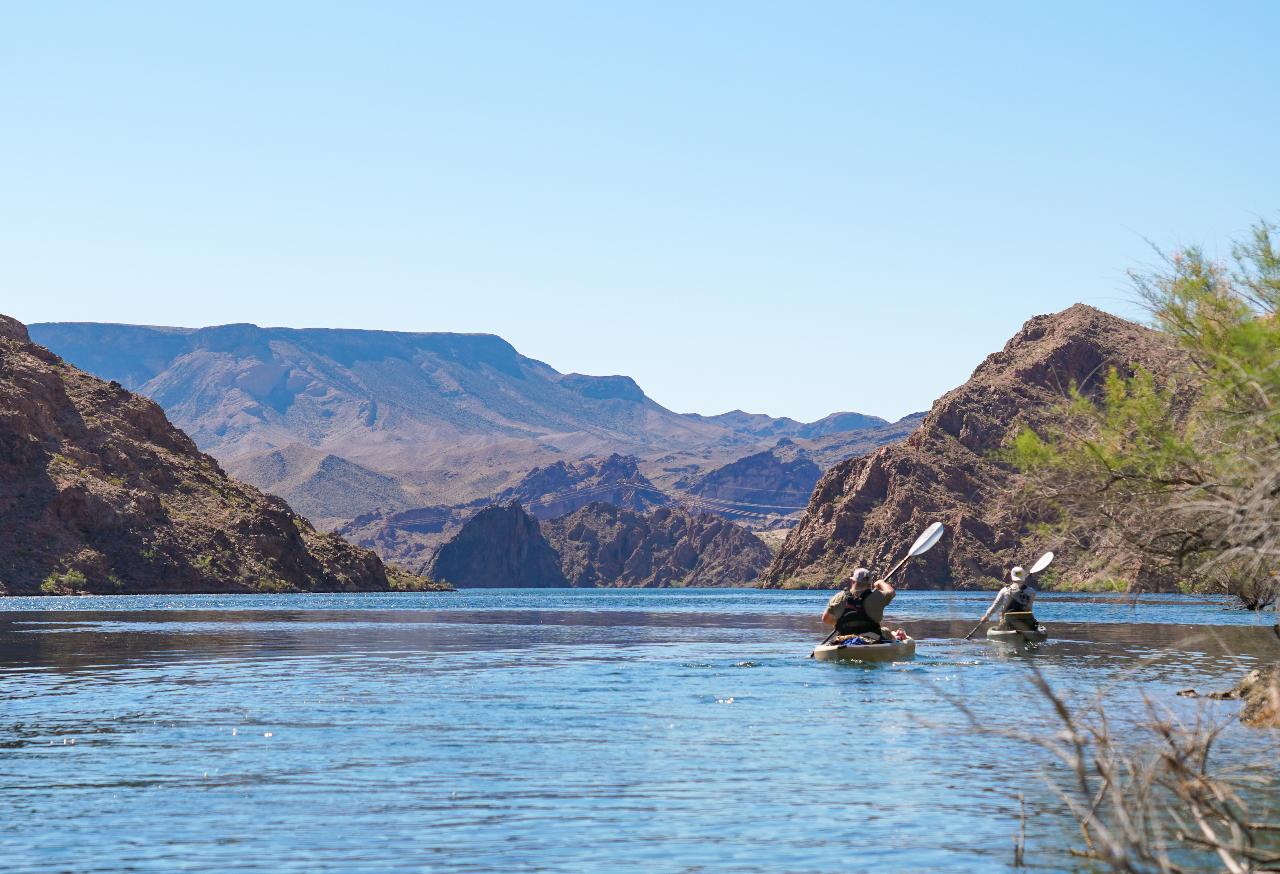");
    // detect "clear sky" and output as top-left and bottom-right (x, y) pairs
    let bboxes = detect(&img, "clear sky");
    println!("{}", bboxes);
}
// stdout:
(2, 2), (1277, 421)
